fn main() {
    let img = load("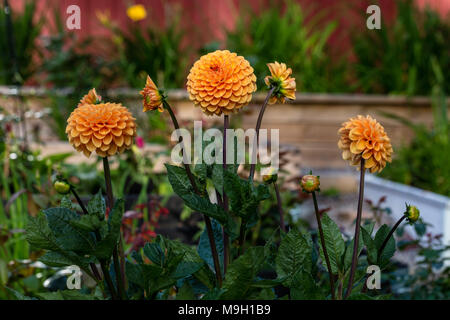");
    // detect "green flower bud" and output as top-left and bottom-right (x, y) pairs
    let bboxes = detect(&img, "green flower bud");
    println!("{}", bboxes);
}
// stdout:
(262, 167), (278, 184)
(54, 181), (71, 195)
(405, 204), (420, 223)
(301, 175), (320, 193)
